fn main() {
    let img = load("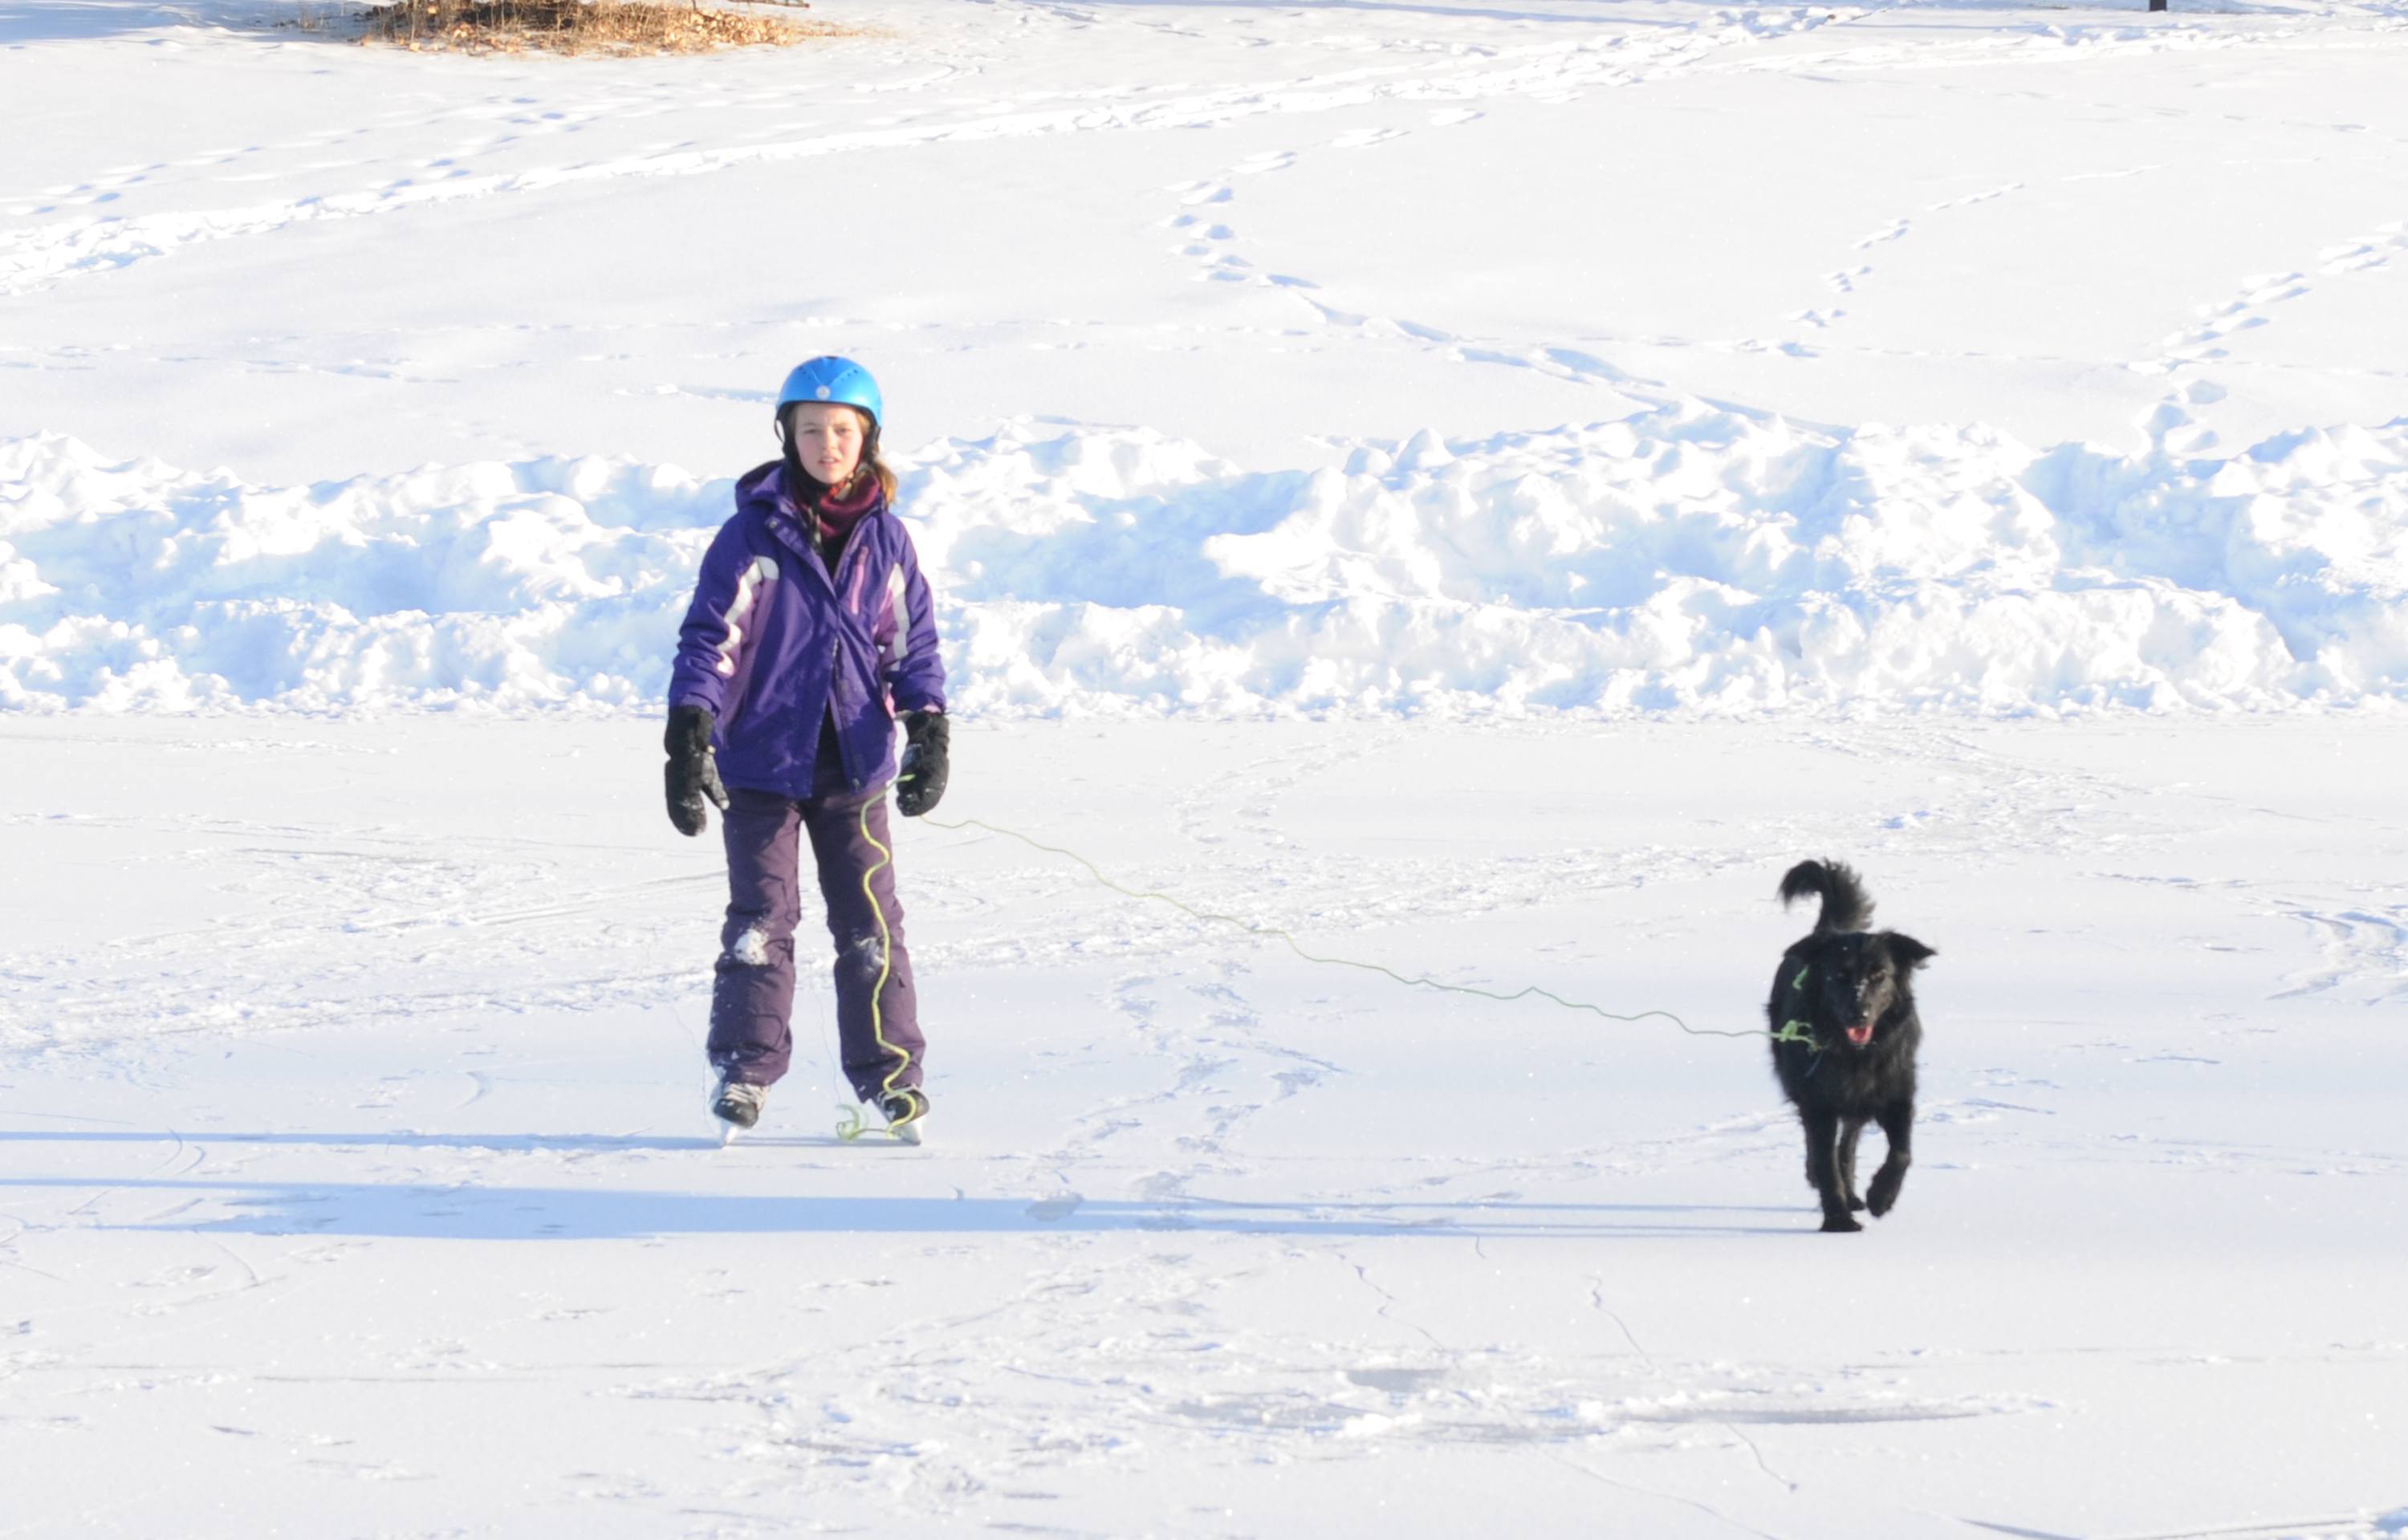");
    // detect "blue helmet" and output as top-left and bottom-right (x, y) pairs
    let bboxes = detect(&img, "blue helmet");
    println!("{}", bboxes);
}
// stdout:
(775, 356), (882, 430)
